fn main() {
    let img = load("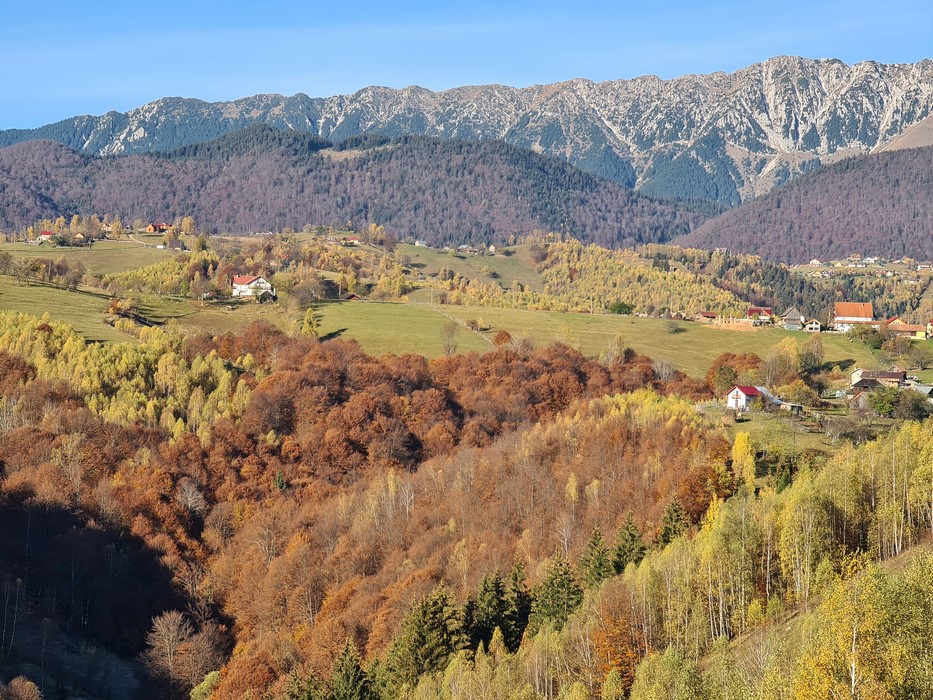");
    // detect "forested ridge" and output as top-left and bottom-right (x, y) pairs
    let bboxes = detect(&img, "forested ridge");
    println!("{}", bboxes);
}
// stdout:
(0, 126), (709, 249)
(679, 146), (933, 263)
(0, 305), (932, 699)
